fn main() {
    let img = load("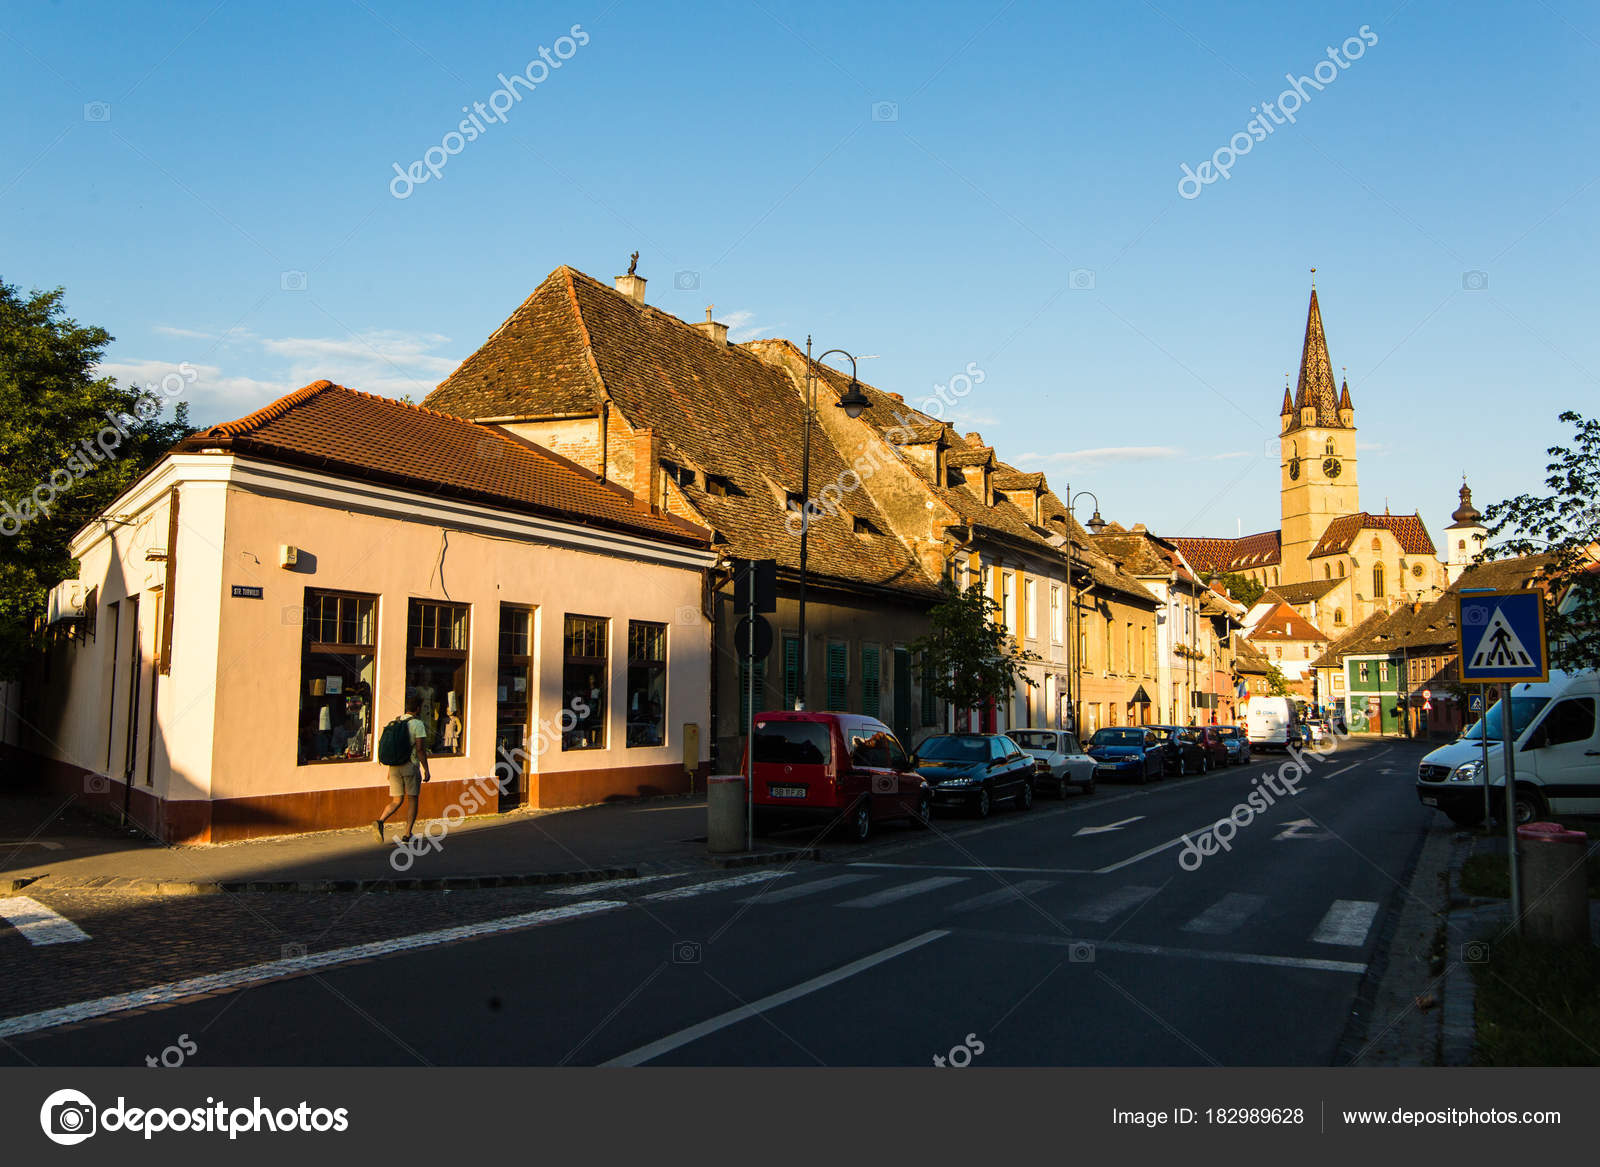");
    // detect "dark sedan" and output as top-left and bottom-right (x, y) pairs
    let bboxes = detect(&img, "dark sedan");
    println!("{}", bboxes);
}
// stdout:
(1085, 727), (1165, 784)
(912, 733), (1035, 818)
(1191, 726), (1230, 770)
(1214, 724), (1251, 766)
(1150, 726), (1213, 775)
